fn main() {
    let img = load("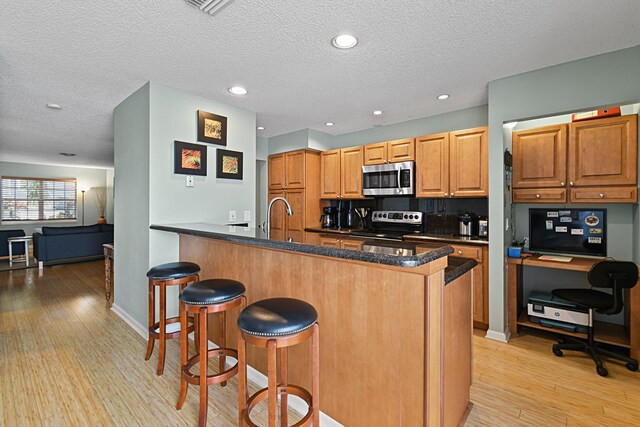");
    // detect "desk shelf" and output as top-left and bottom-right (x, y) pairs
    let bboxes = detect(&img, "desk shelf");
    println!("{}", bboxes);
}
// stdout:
(517, 312), (630, 349)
